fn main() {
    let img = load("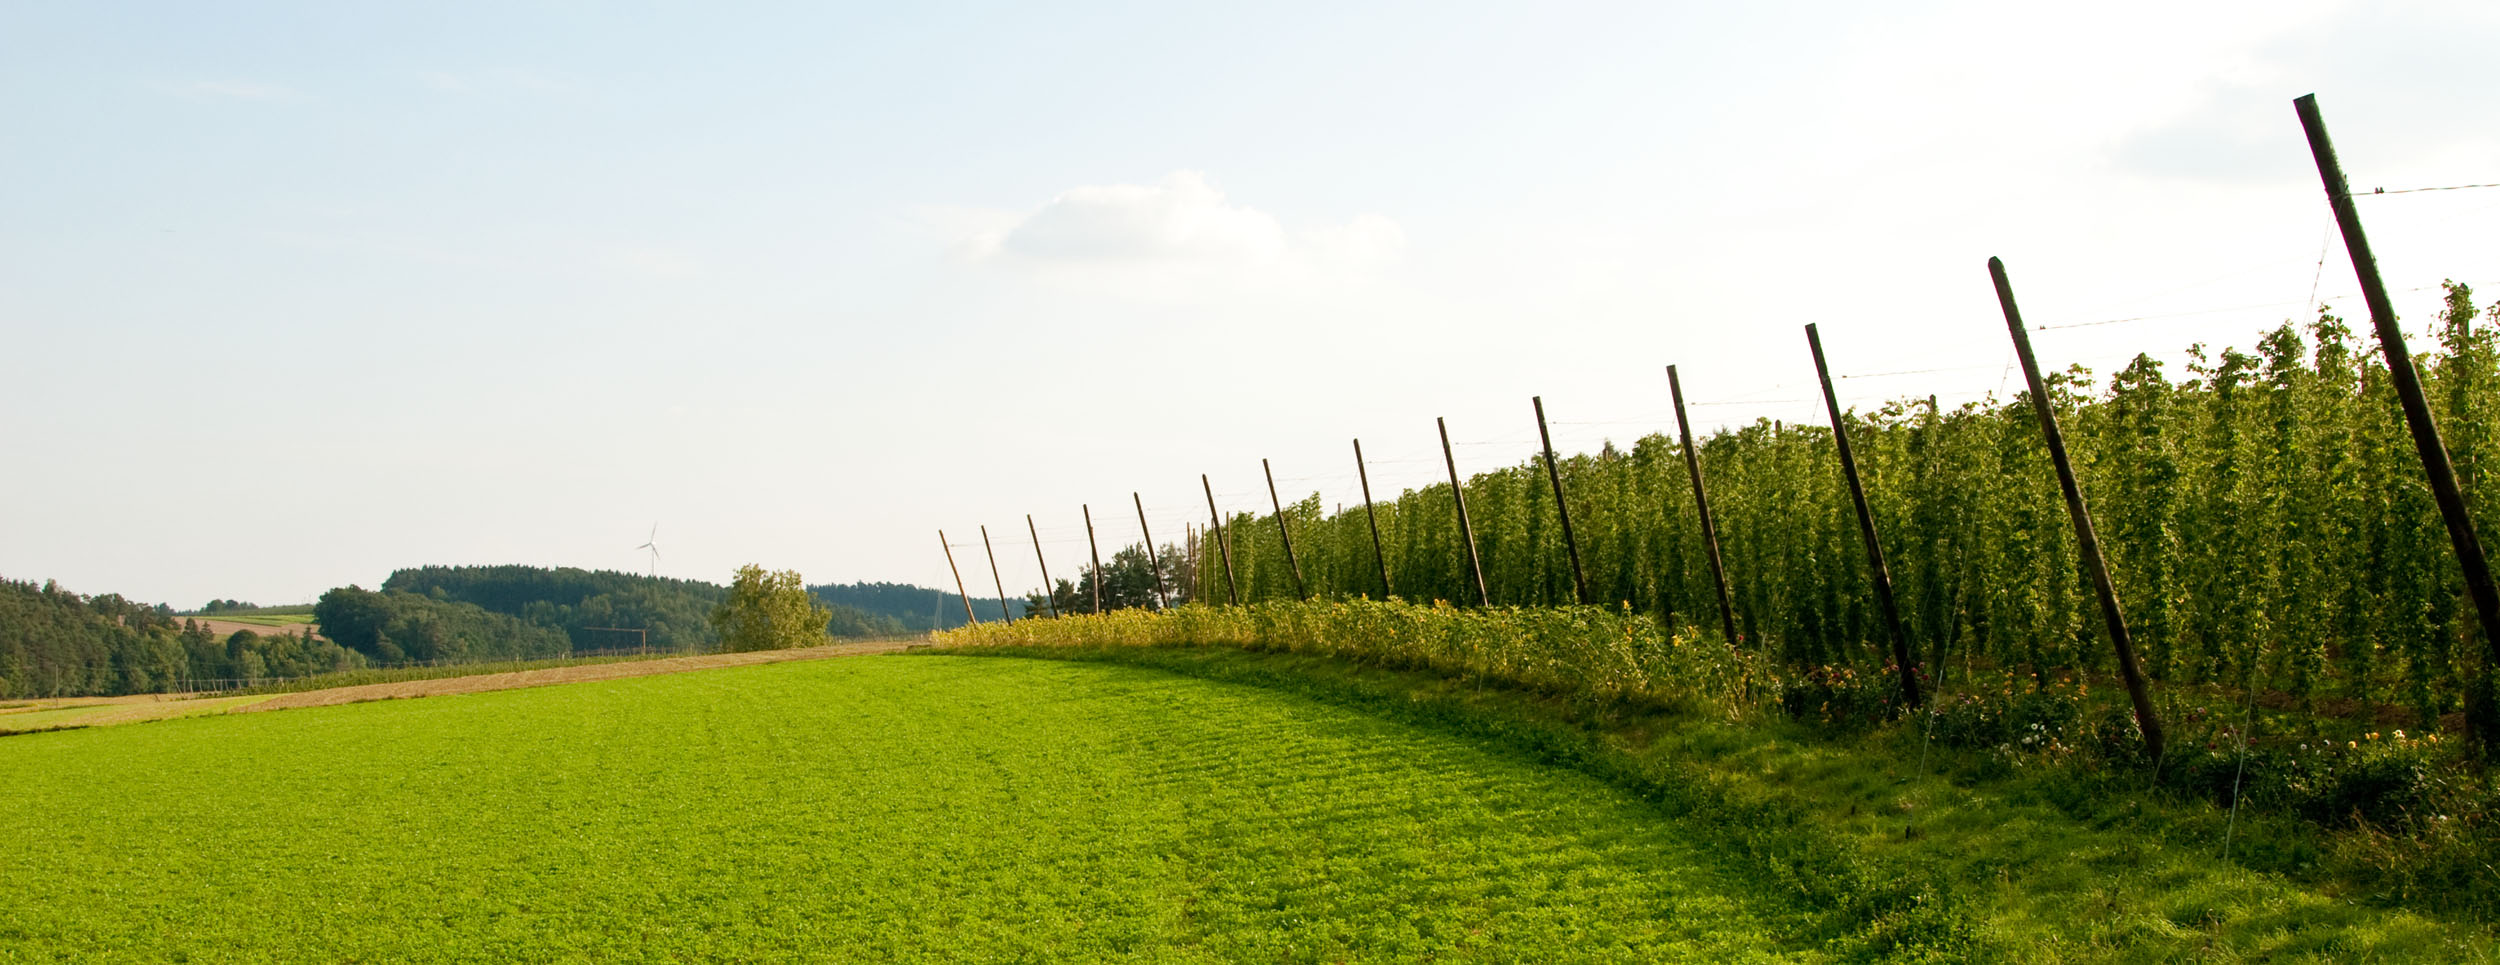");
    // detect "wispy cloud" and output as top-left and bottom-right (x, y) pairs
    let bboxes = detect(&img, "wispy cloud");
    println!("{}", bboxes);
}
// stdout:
(950, 172), (1404, 300)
